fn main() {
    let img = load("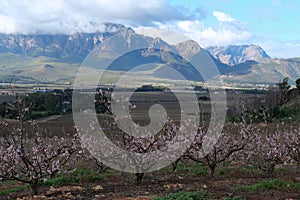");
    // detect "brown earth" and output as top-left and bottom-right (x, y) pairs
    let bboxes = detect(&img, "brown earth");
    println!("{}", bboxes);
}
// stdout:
(1, 163), (300, 200)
